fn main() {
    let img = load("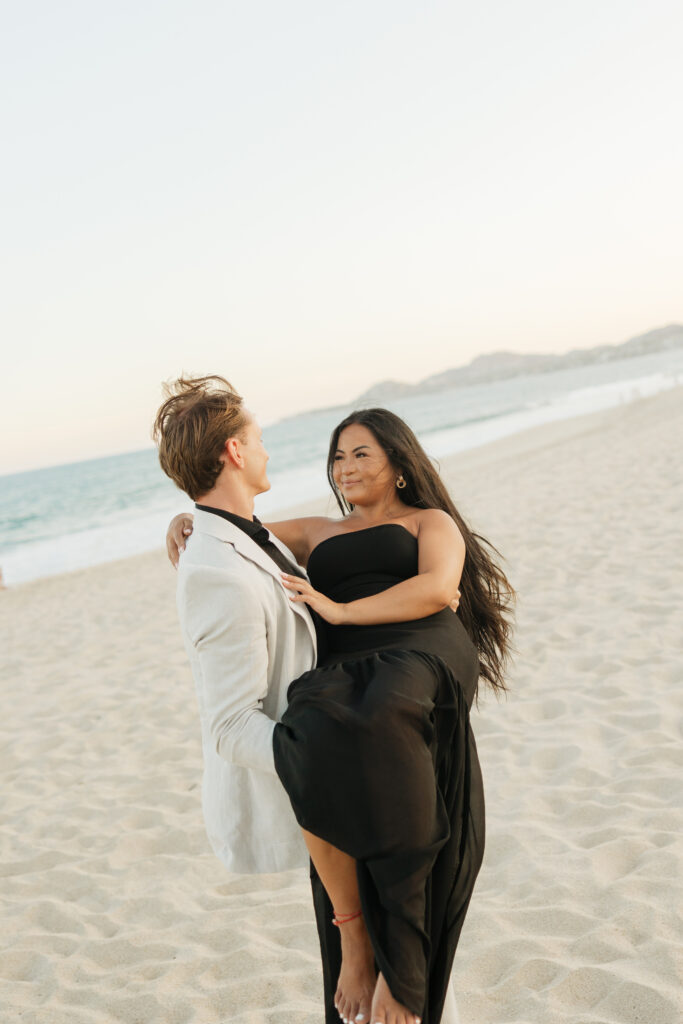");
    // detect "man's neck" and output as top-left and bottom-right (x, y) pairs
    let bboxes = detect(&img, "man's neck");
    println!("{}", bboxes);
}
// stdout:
(195, 485), (255, 521)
